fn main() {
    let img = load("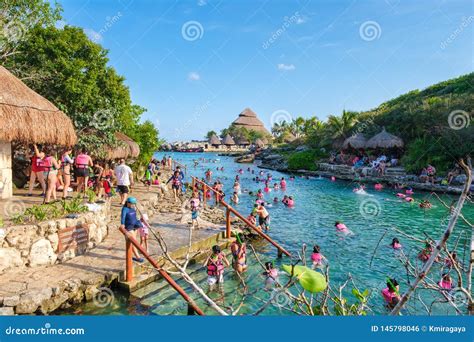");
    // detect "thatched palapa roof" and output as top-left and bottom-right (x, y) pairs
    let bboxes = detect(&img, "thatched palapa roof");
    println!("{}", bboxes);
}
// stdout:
(209, 134), (221, 146)
(106, 132), (140, 160)
(236, 137), (250, 145)
(222, 134), (235, 145)
(0, 66), (77, 146)
(366, 127), (404, 149)
(232, 107), (271, 135)
(343, 133), (367, 149)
